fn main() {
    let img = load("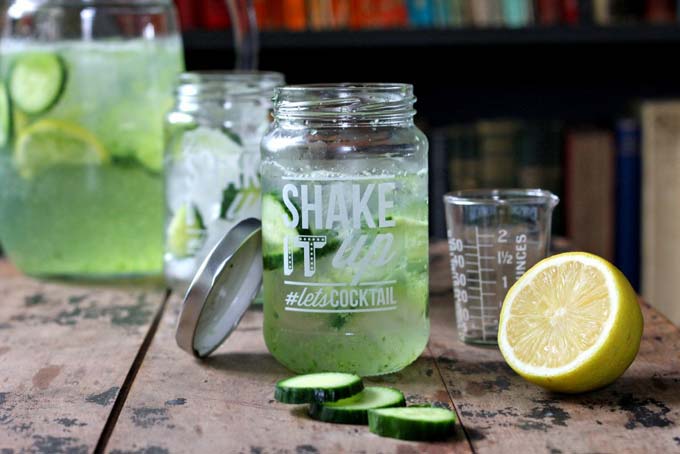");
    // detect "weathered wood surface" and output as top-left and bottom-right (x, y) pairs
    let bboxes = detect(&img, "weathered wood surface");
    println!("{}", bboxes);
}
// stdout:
(105, 295), (472, 453)
(3, 240), (680, 454)
(428, 242), (680, 453)
(0, 271), (166, 453)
